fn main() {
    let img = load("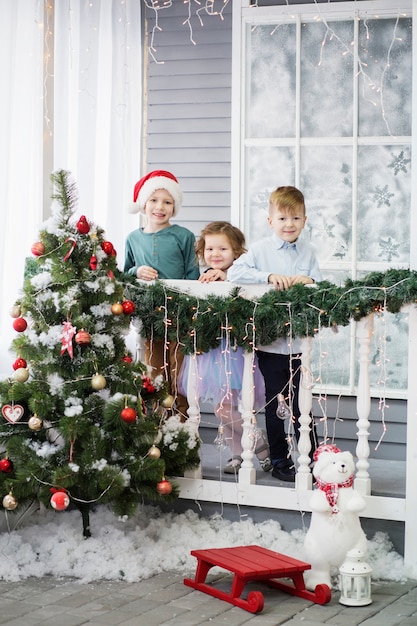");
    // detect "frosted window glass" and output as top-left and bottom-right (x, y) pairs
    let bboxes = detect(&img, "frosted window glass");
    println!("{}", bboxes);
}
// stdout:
(248, 23), (296, 138)
(360, 312), (408, 391)
(358, 18), (412, 137)
(246, 146), (296, 241)
(300, 21), (354, 137)
(300, 145), (353, 266)
(357, 146), (411, 264)
(311, 323), (351, 389)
